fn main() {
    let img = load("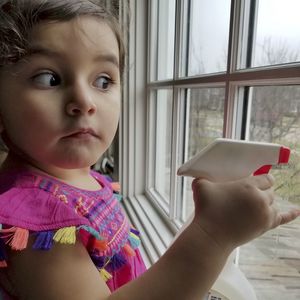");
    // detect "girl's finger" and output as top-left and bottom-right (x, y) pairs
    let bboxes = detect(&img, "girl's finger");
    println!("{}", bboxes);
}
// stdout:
(246, 174), (275, 191)
(274, 208), (300, 227)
